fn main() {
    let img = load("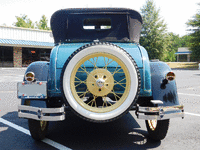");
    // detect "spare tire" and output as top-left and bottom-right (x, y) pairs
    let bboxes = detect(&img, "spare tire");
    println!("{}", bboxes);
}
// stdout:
(61, 42), (140, 122)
